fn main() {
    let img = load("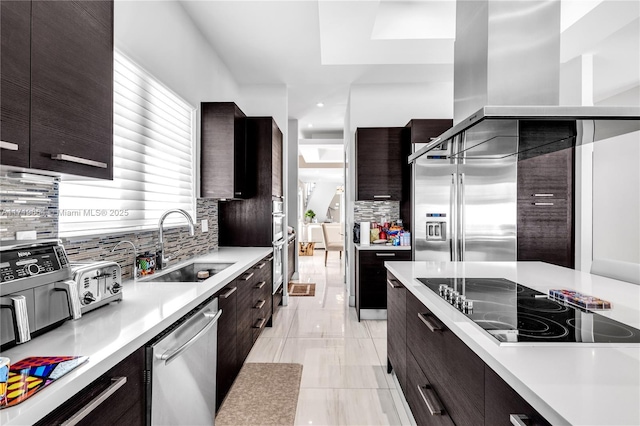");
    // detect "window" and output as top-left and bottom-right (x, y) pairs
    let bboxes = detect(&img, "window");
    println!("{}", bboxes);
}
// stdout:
(59, 52), (196, 237)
